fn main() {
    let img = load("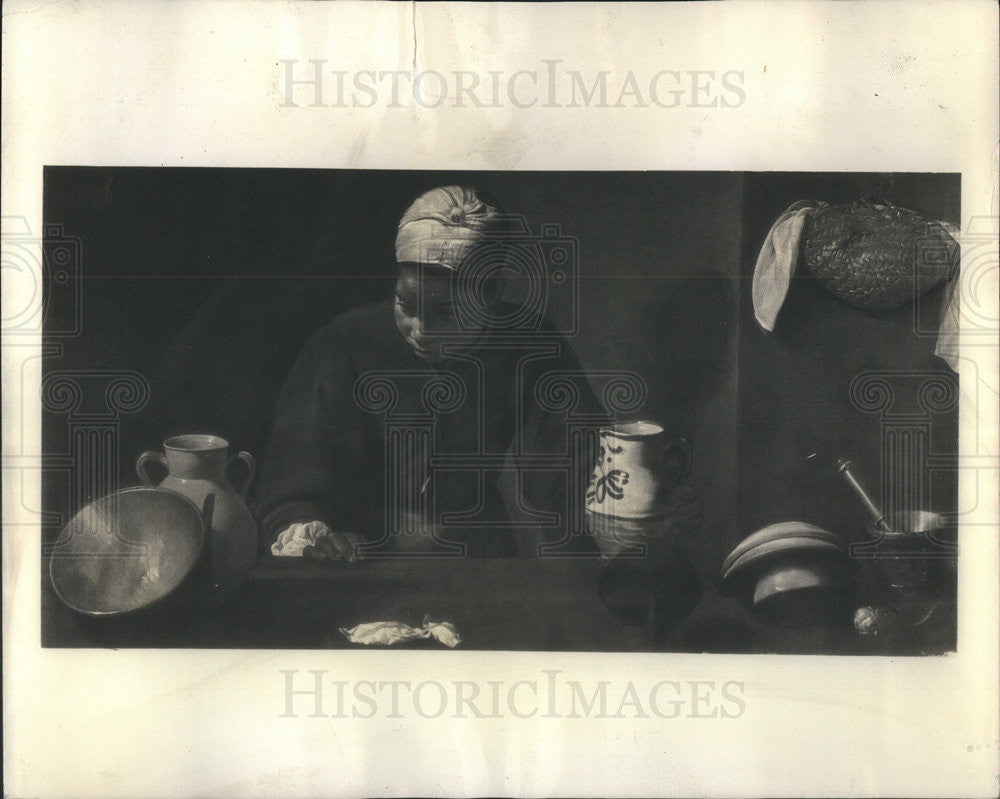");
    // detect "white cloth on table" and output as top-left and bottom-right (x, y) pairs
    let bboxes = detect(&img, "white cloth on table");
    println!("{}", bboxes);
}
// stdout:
(340, 616), (462, 648)
(271, 520), (331, 556)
